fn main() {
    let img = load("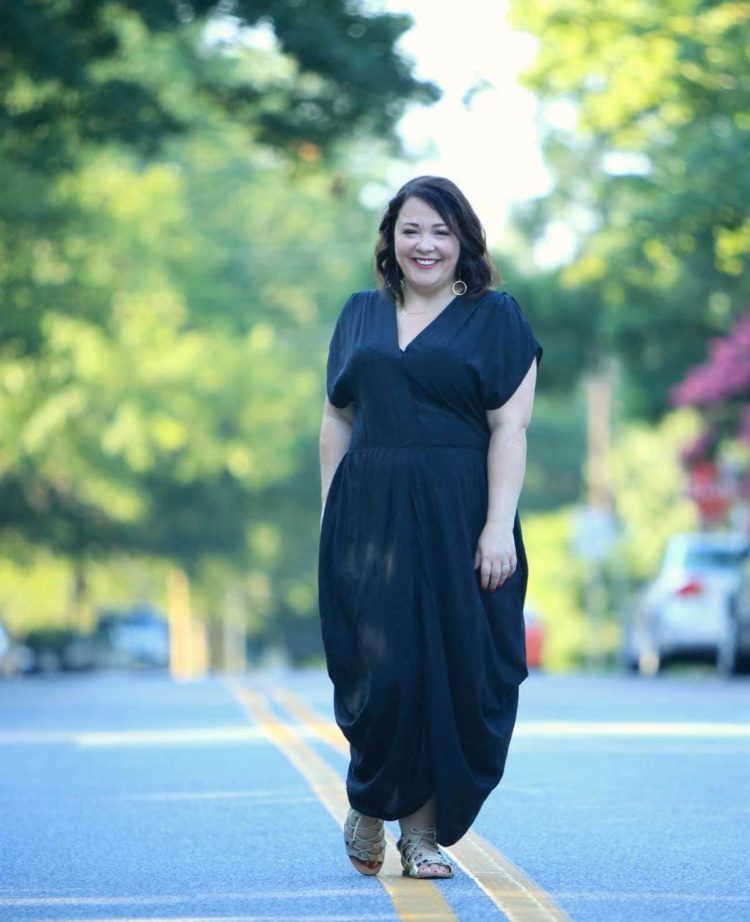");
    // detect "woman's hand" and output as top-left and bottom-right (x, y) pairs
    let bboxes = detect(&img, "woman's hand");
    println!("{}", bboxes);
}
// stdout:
(474, 523), (516, 591)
